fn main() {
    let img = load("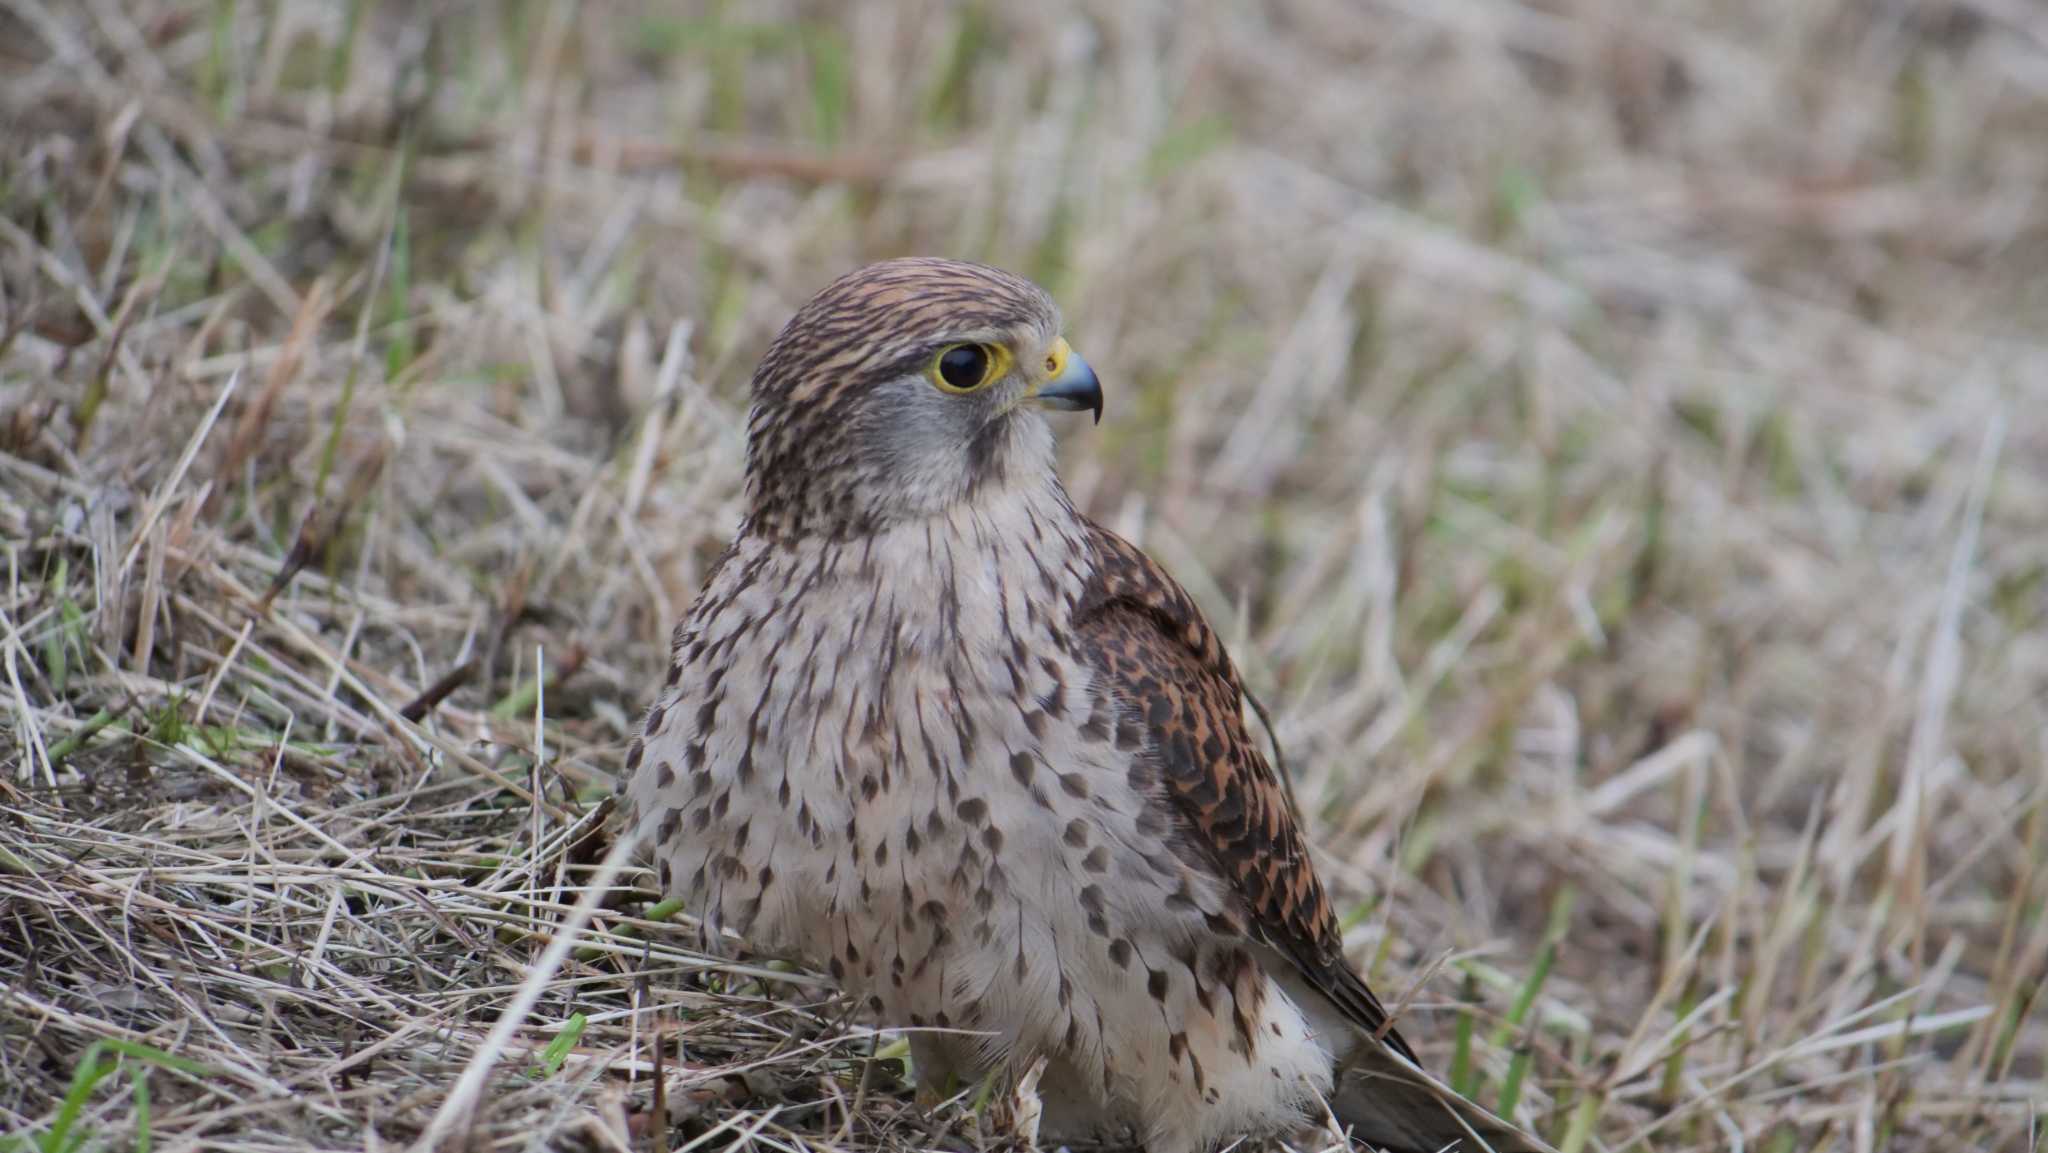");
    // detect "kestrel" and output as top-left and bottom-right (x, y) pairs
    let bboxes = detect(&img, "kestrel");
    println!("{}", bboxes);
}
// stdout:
(625, 259), (1547, 1153)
